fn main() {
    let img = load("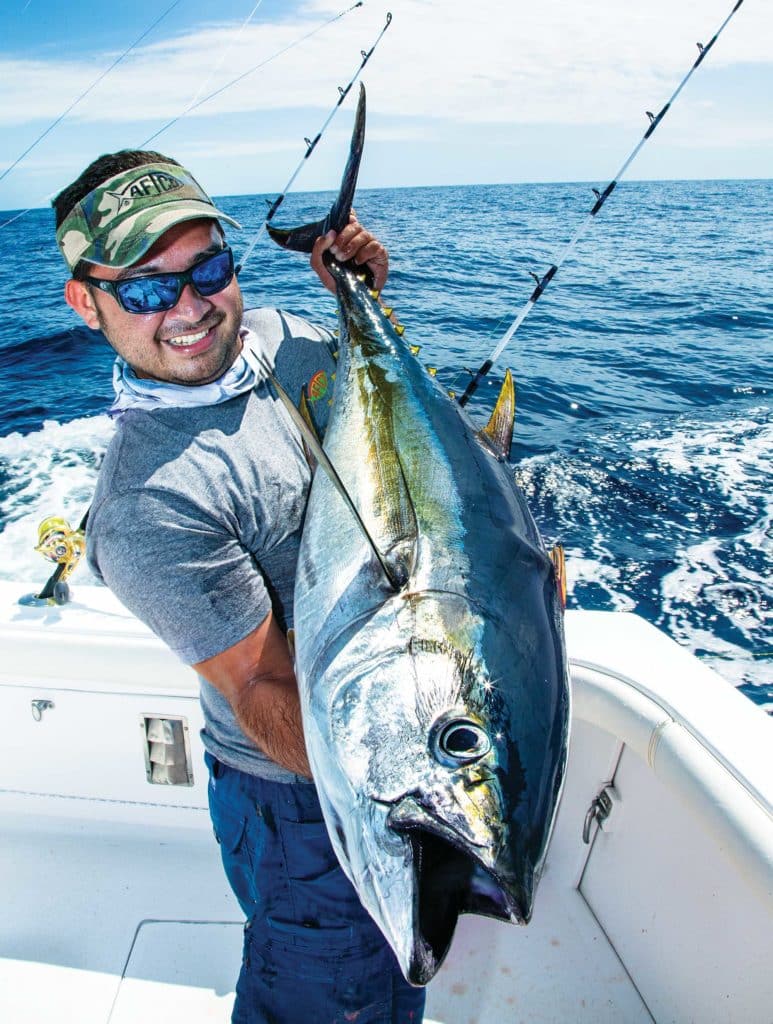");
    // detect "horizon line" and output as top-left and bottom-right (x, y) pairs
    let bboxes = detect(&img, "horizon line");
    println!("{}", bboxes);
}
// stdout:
(3, 174), (771, 219)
